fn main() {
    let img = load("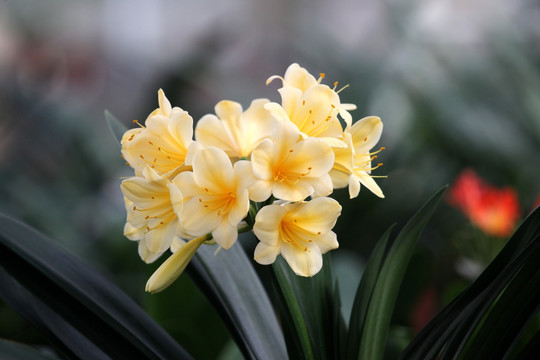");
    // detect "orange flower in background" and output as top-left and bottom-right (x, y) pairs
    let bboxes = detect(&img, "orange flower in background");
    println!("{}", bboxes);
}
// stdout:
(448, 169), (521, 237)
